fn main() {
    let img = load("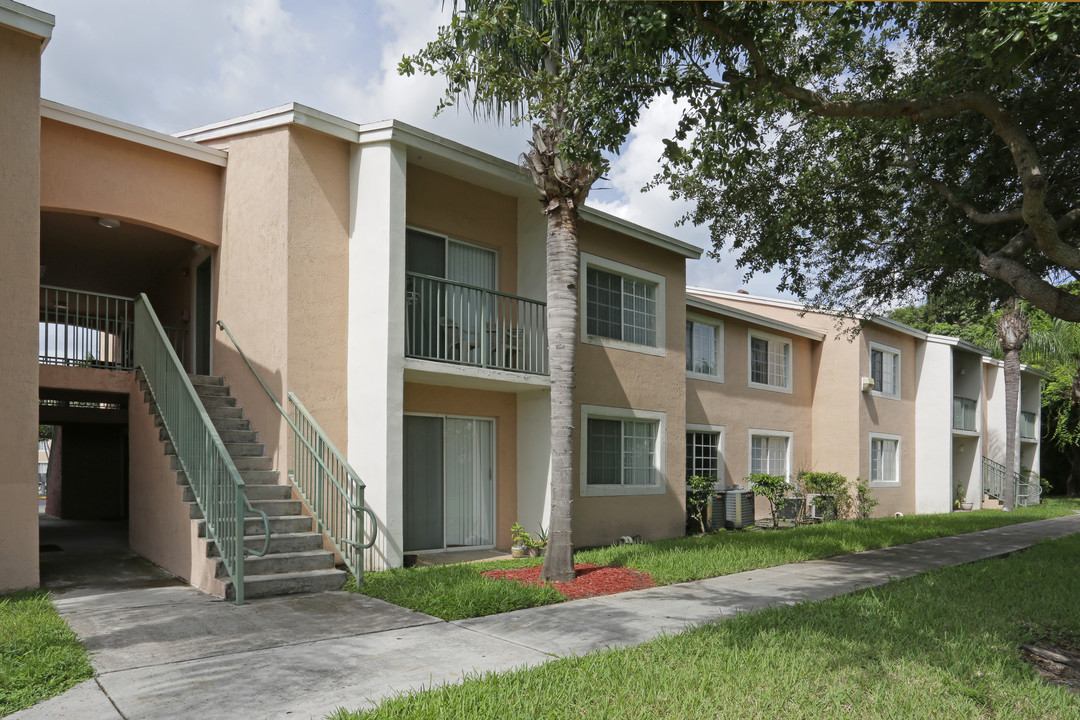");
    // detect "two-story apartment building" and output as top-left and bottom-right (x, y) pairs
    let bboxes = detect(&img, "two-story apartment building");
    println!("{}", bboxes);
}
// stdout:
(0, 1), (1043, 601)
